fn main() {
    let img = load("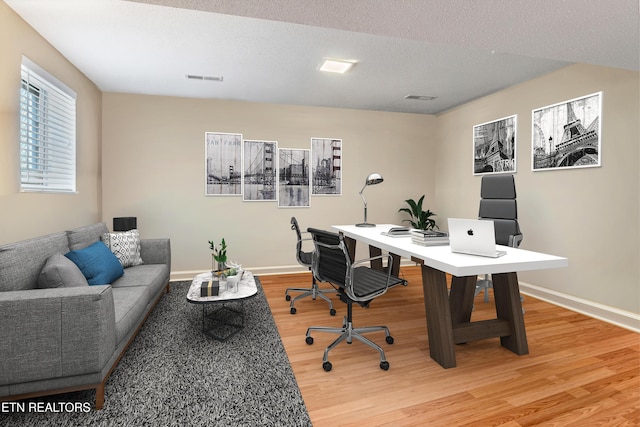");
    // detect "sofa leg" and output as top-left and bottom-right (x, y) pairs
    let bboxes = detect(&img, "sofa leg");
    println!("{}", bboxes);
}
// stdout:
(95, 383), (105, 410)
